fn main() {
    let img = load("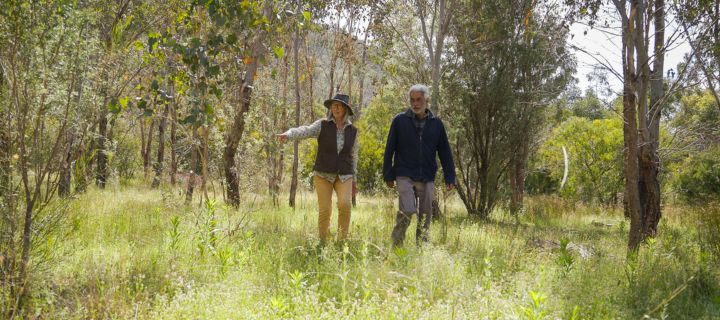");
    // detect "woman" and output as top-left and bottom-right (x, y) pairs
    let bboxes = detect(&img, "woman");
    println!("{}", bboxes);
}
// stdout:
(276, 93), (358, 243)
